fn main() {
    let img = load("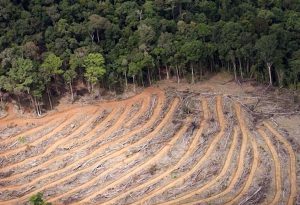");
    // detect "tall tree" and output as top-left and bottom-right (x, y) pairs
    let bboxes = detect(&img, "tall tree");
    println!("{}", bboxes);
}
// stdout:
(255, 34), (277, 85)
(6, 58), (34, 110)
(41, 53), (63, 109)
(87, 14), (111, 43)
(83, 53), (106, 93)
